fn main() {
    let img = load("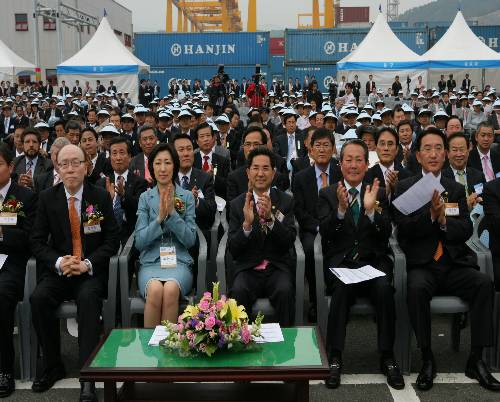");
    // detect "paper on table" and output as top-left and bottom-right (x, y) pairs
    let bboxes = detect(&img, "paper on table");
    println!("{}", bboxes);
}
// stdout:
(392, 173), (445, 215)
(329, 265), (386, 285)
(0, 254), (7, 271)
(250, 323), (284, 343)
(148, 325), (169, 346)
